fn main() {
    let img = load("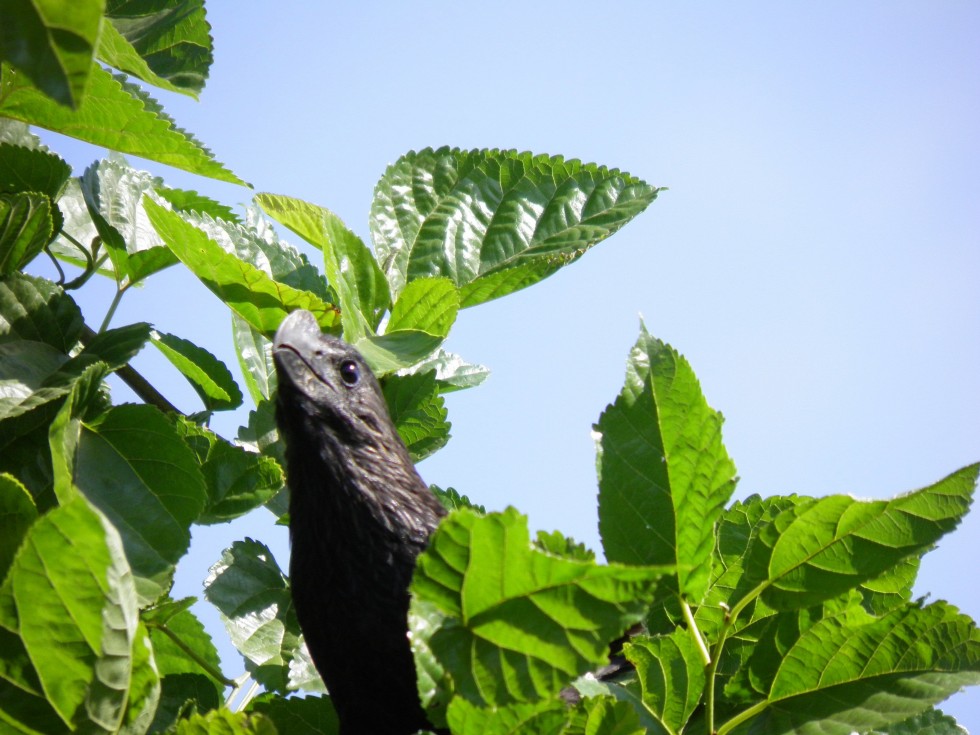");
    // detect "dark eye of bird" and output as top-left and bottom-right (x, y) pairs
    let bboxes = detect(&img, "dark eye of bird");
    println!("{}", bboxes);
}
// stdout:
(339, 360), (360, 386)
